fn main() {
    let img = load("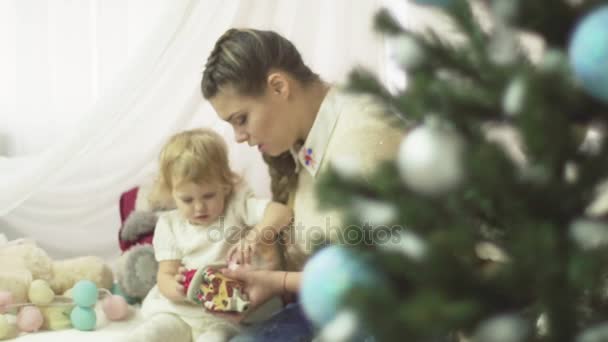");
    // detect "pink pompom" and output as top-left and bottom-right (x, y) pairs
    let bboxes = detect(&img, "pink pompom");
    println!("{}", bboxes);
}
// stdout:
(102, 295), (129, 321)
(0, 291), (13, 314)
(17, 306), (43, 332)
